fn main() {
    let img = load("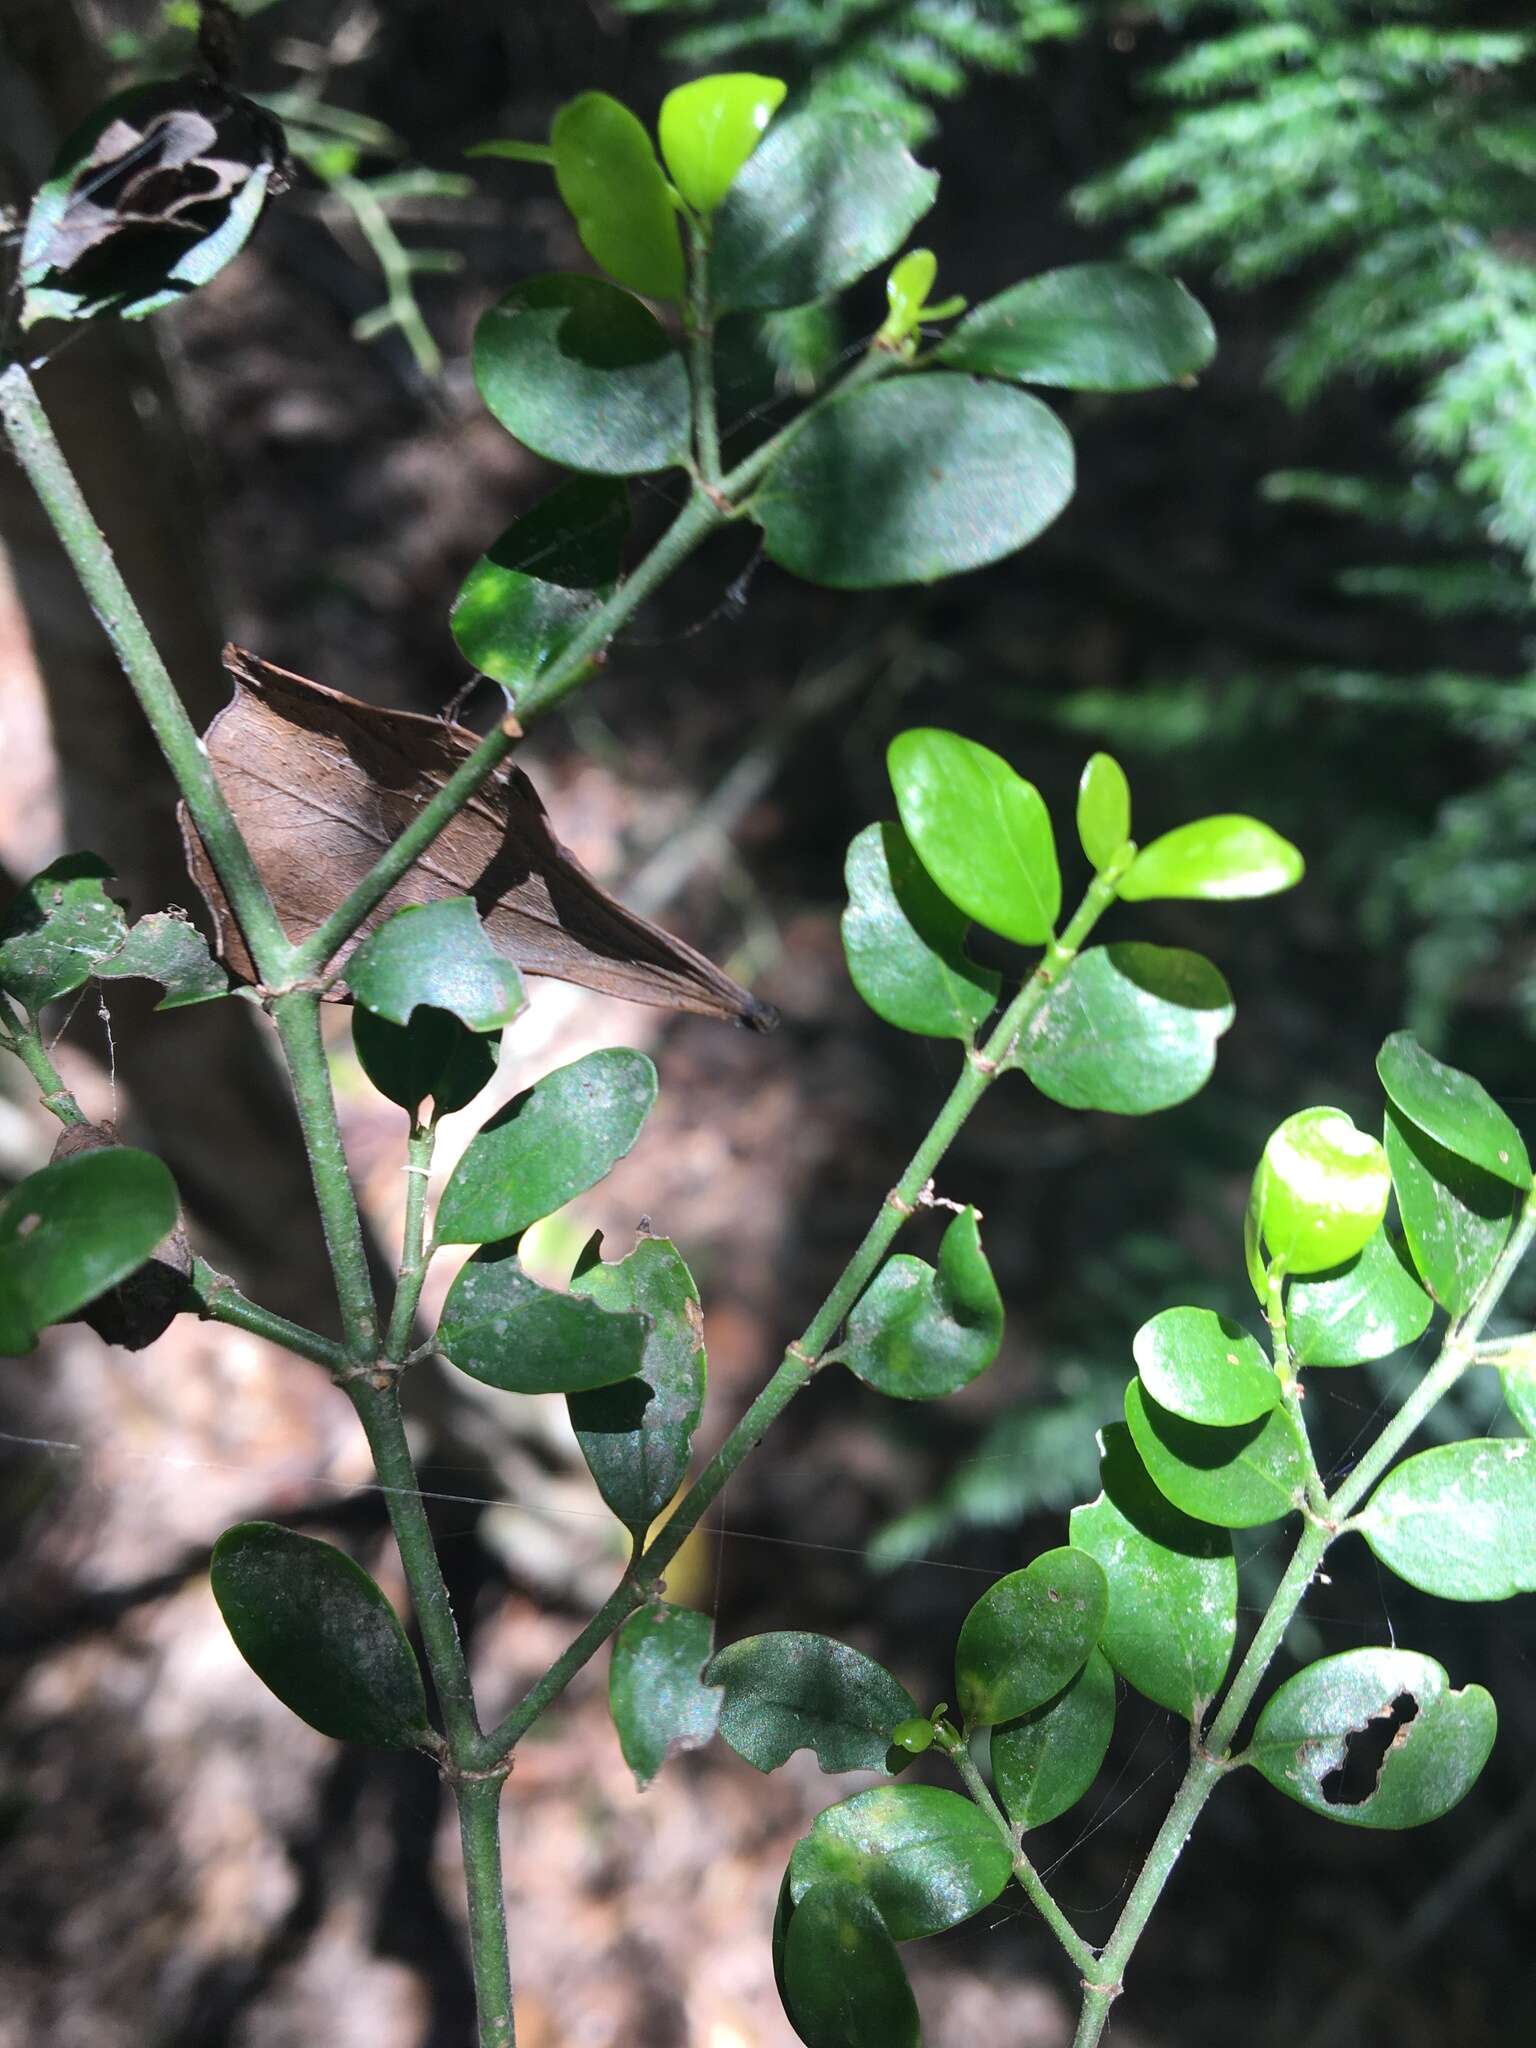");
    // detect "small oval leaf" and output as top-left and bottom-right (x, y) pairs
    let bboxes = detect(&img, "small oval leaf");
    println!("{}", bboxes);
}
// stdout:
(781, 1881), (920, 2048)
(658, 73), (787, 216)
(888, 728), (1060, 946)
(1358, 1438), (1536, 1600)
(438, 1241), (647, 1395)
(1133, 1306), (1276, 1427)
(1124, 1377), (1308, 1529)
(706, 1632), (916, 1775)
(450, 476), (630, 689)
(954, 1546), (1108, 1729)
(843, 1207), (1004, 1401)
(609, 1602), (722, 1789)
(1076, 753), (1131, 870)
(1286, 1225), (1433, 1368)
(1384, 1105), (1518, 1318)
(1376, 1032), (1530, 1189)
(1252, 1107), (1391, 1276)
(841, 821), (1000, 1042)
(1018, 943), (1234, 1116)
(551, 91), (684, 301)
(938, 262), (1215, 392)
(1119, 815), (1303, 902)
(347, 898), (526, 1034)
(991, 1646), (1116, 1832)
(788, 1784), (1012, 1938)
